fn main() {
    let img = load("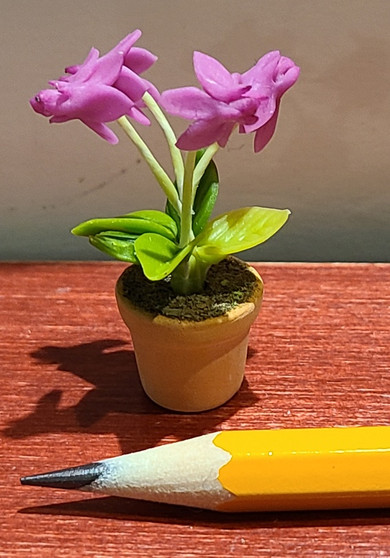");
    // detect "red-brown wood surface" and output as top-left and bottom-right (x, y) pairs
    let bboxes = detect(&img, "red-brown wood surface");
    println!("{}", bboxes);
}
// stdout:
(1, 262), (390, 557)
